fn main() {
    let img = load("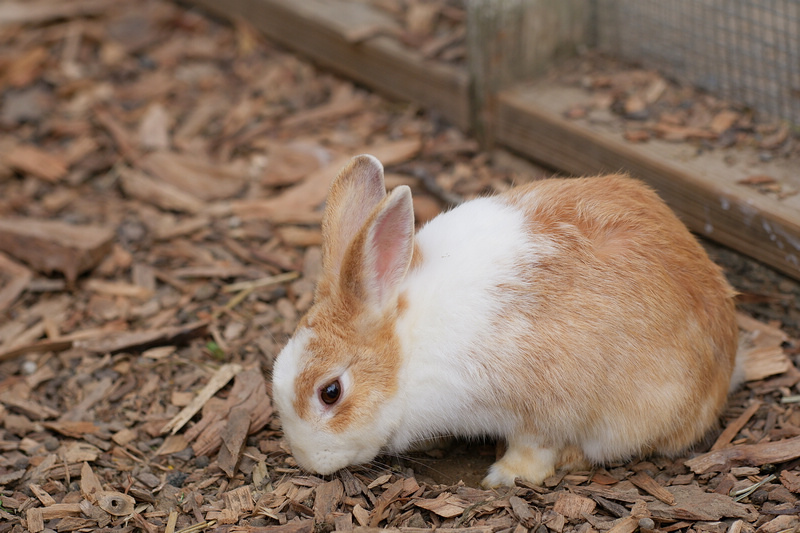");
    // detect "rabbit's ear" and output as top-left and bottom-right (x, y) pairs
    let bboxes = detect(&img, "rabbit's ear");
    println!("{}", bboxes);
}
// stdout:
(322, 155), (387, 280)
(342, 186), (415, 313)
